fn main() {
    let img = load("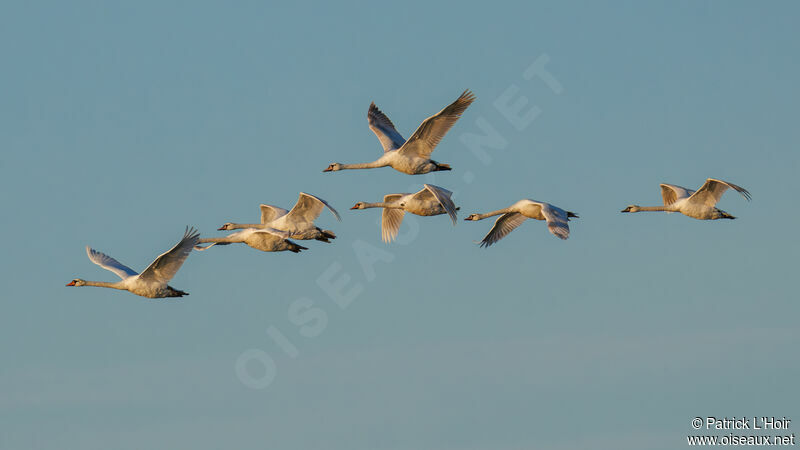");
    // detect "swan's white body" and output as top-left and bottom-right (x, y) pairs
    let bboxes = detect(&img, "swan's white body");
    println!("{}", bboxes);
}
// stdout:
(66, 227), (200, 298)
(621, 178), (751, 220)
(465, 200), (578, 247)
(218, 193), (341, 242)
(324, 90), (475, 175)
(194, 227), (307, 253)
(351, 184), (458, 243)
